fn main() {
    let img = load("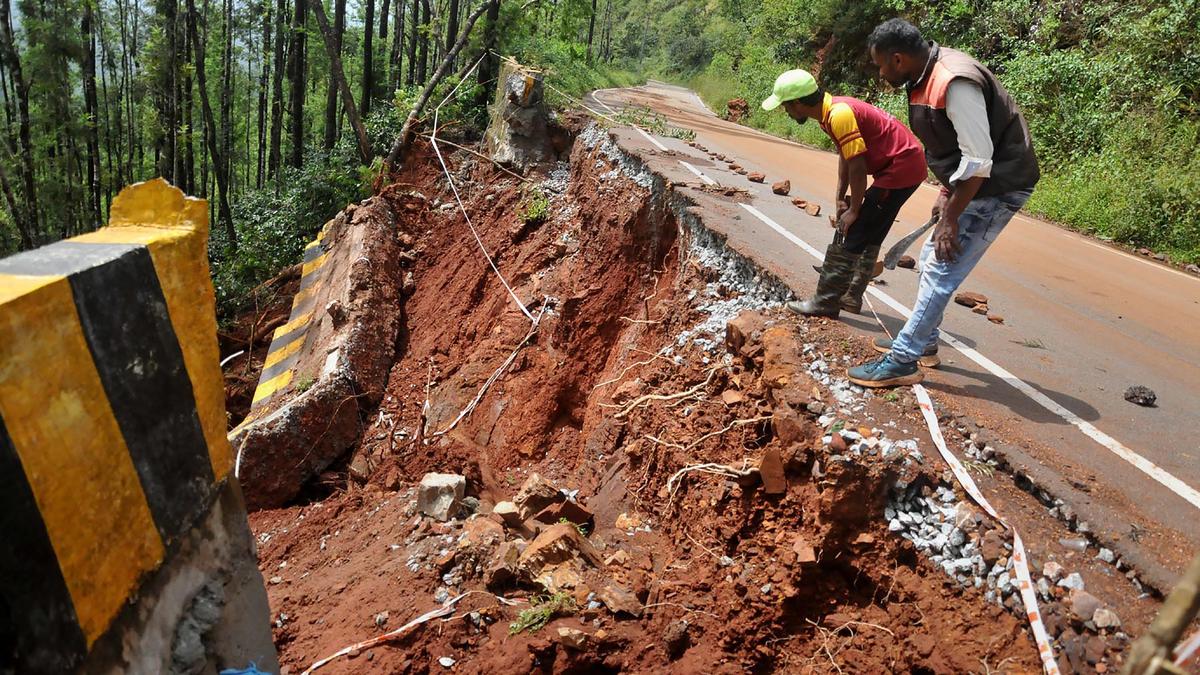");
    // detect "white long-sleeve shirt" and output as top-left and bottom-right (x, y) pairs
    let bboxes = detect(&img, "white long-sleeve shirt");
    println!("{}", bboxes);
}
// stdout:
(945, 80), (993, 184)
